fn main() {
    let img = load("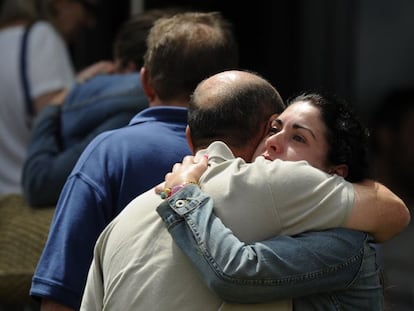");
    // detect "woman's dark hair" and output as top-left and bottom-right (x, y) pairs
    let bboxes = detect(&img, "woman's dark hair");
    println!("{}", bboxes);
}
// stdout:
(288, 93), (370, 182)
